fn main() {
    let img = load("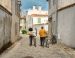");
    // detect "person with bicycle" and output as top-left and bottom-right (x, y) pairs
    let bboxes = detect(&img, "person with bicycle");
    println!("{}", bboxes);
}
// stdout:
(39, 26), (47, 47)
